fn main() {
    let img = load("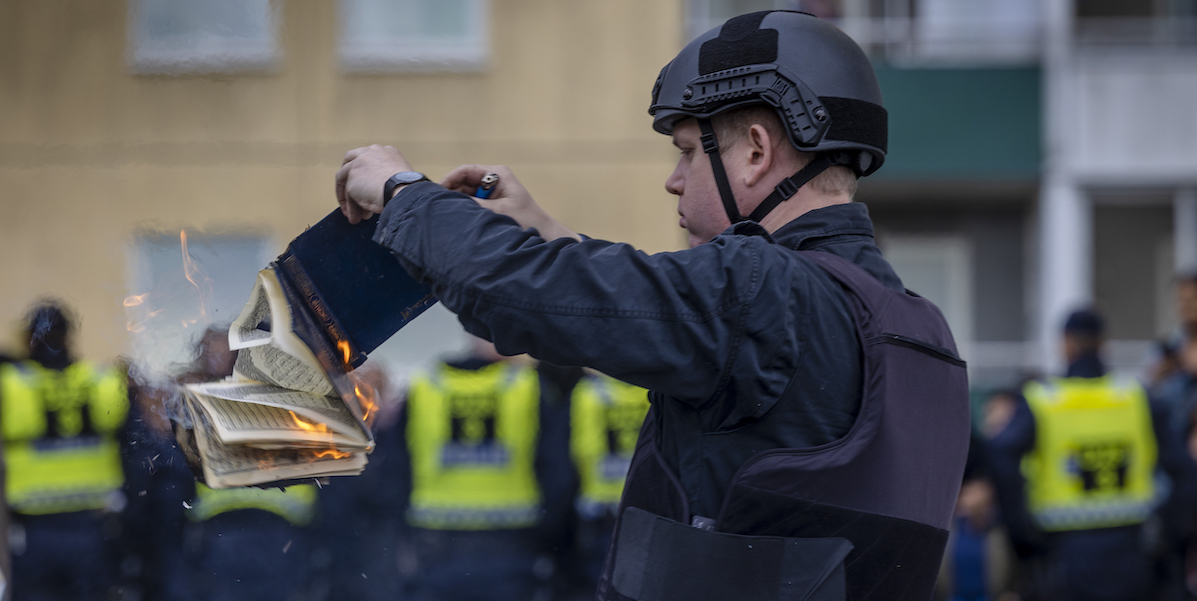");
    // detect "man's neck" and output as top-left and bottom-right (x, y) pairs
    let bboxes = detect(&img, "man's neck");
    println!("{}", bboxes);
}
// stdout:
(756, 189), (853, 234)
